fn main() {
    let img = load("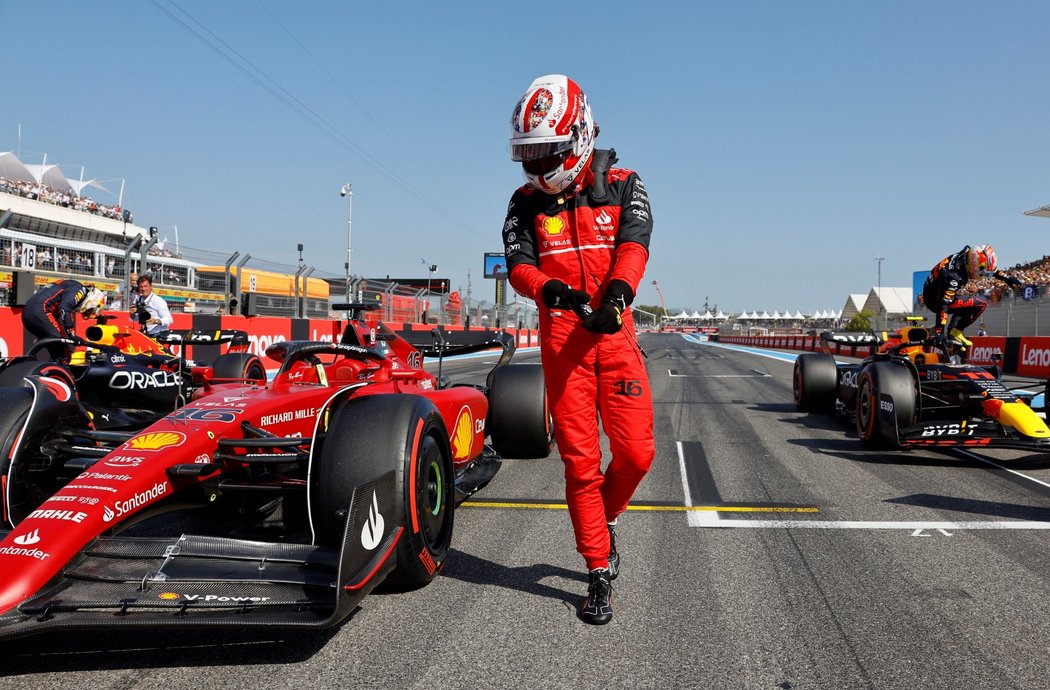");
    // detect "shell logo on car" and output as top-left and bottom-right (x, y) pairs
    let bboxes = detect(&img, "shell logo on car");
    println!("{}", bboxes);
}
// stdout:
(450, 407), (474, 461)
(124, 431), (187, 452)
